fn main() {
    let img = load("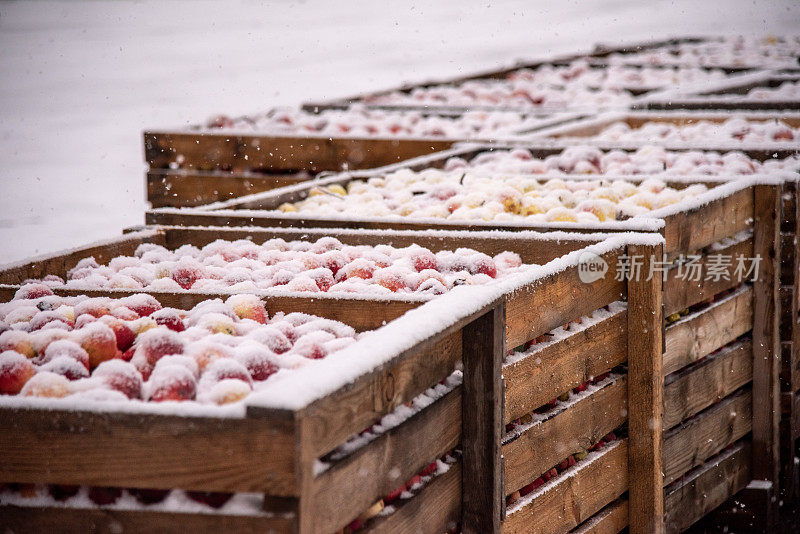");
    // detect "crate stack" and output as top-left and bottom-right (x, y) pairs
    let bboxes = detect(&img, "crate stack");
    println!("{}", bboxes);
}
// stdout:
(2, 35), (800, 533)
